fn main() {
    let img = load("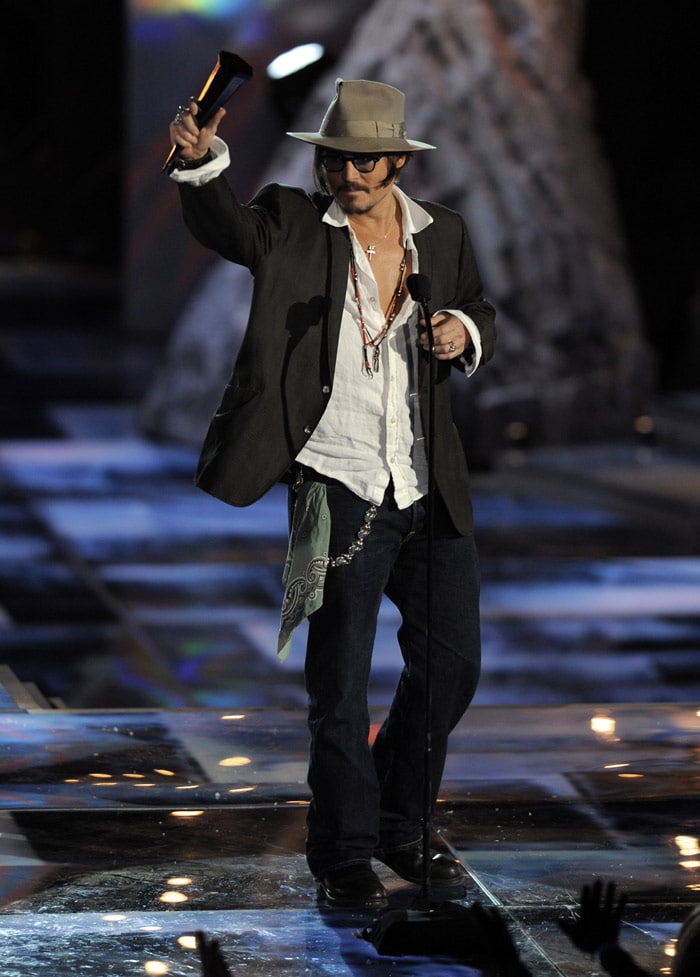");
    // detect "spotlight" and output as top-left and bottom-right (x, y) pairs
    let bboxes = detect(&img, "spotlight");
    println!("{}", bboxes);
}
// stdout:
(266, 43), (333, 125)
(267, 43), (325, 81)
